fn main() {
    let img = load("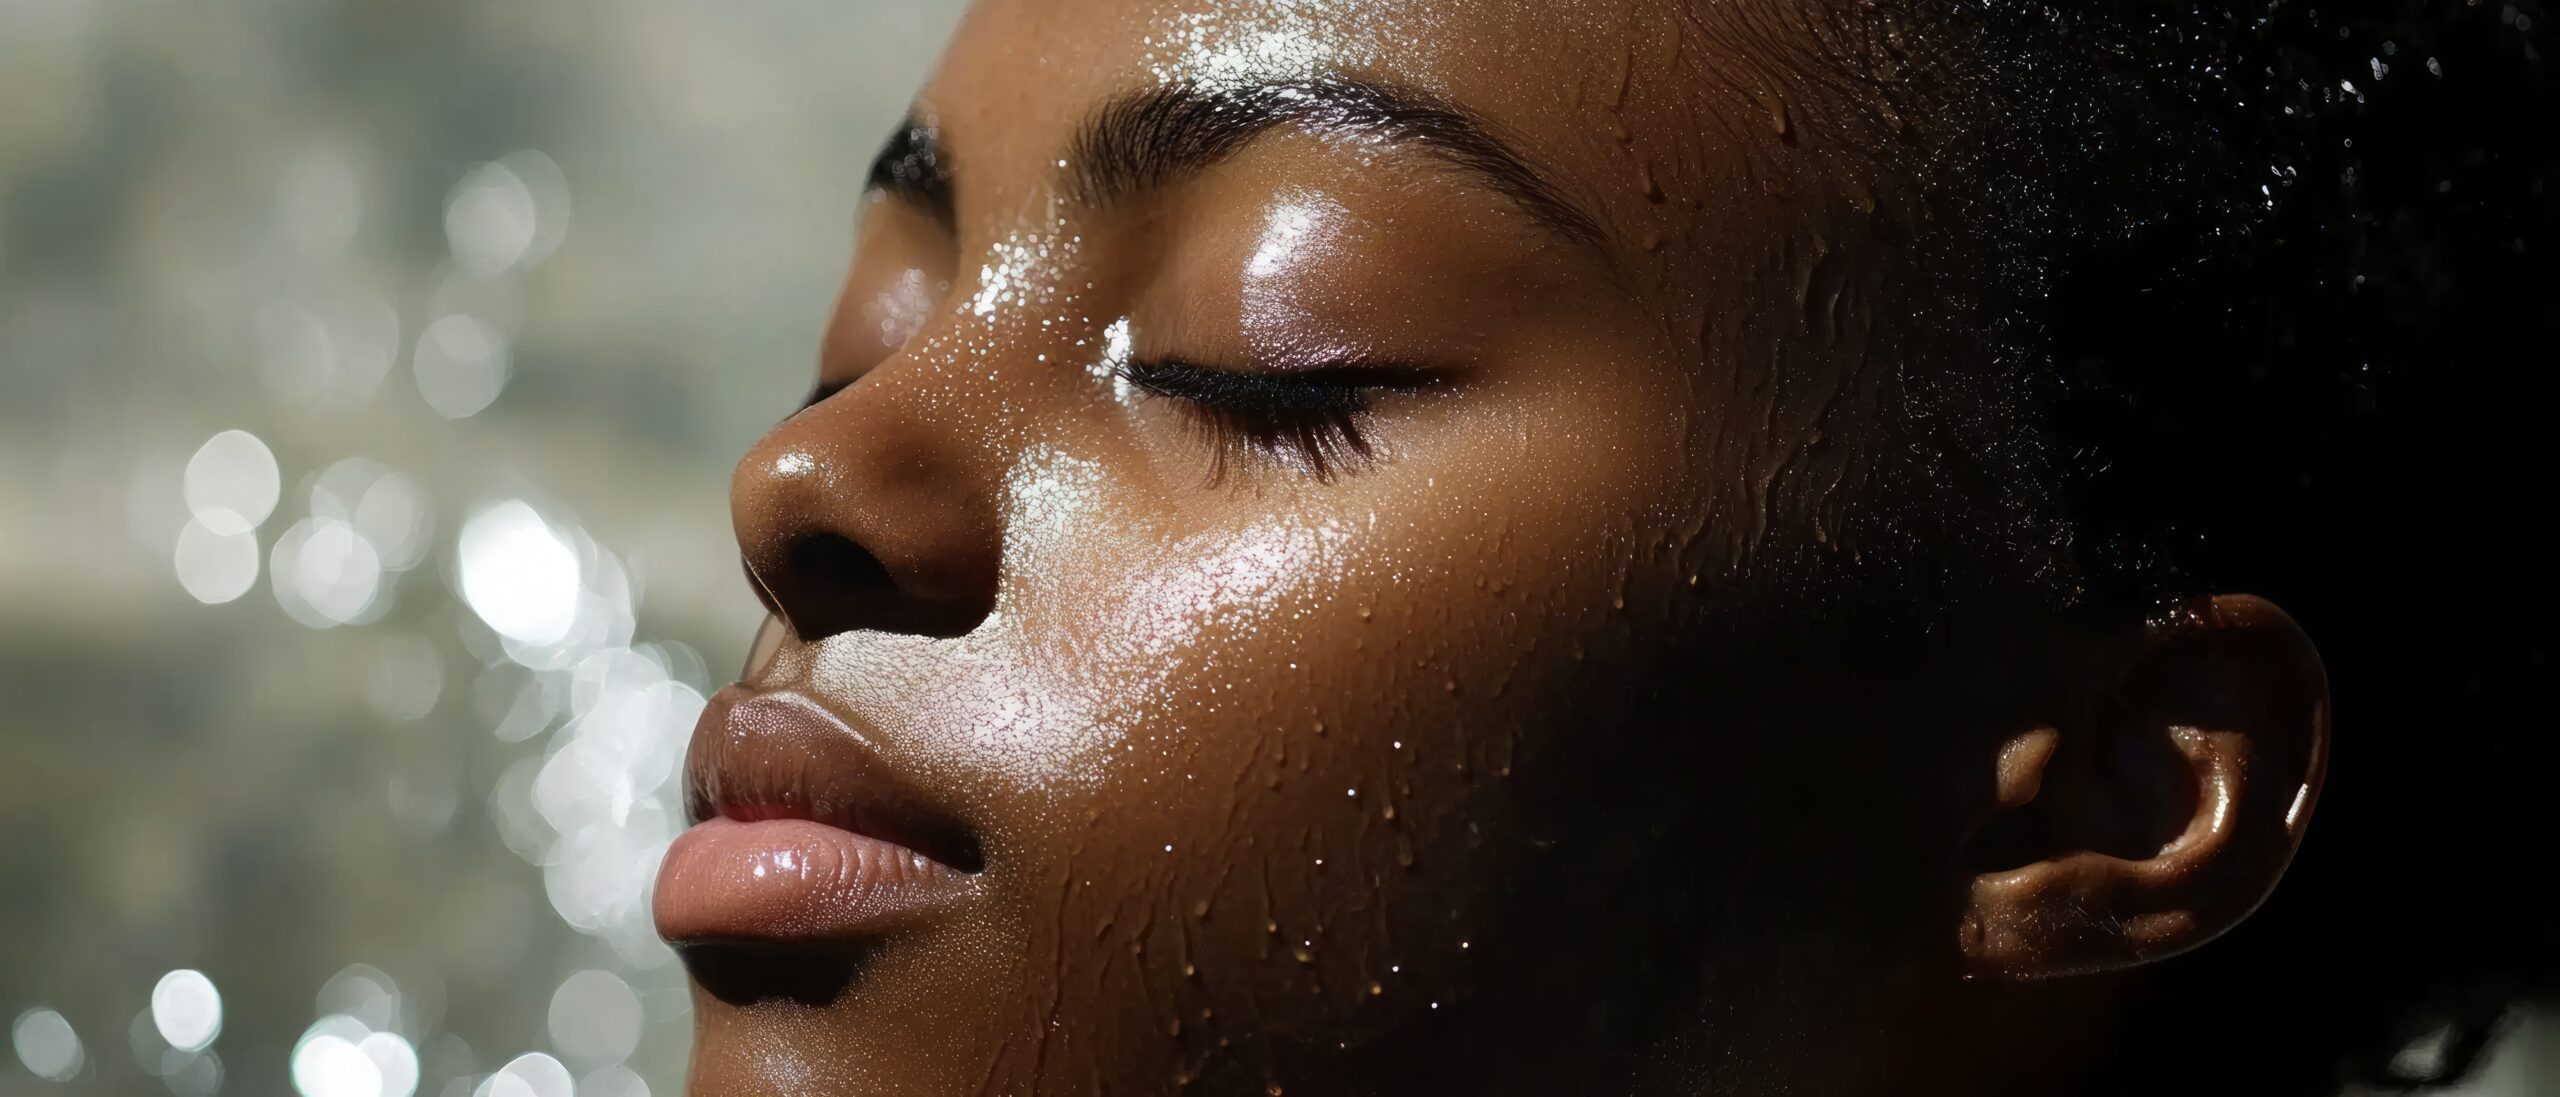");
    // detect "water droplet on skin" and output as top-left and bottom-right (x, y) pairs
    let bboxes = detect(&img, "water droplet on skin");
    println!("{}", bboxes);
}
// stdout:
(1193, 899), (1212, 919)
(1368, 982), (1385, 997)
(1293, 947), (1315, 964)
